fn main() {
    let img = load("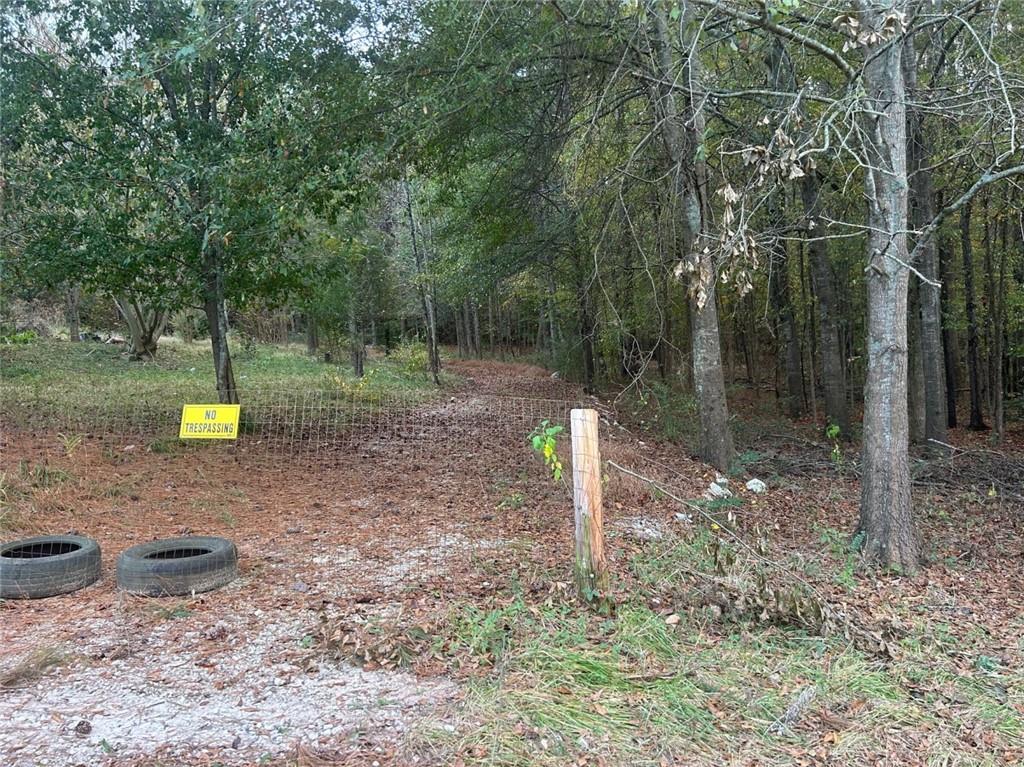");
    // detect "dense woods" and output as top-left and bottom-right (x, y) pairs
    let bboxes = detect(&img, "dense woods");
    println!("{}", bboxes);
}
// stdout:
(3, 0), (1024, 573)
